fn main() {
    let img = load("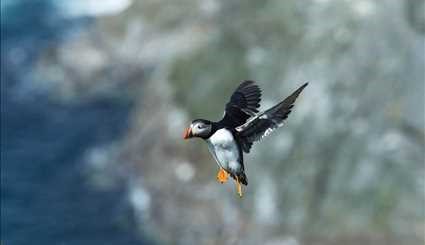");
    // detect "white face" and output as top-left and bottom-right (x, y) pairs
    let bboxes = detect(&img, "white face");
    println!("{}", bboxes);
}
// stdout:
(191, 121), (212, 137)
